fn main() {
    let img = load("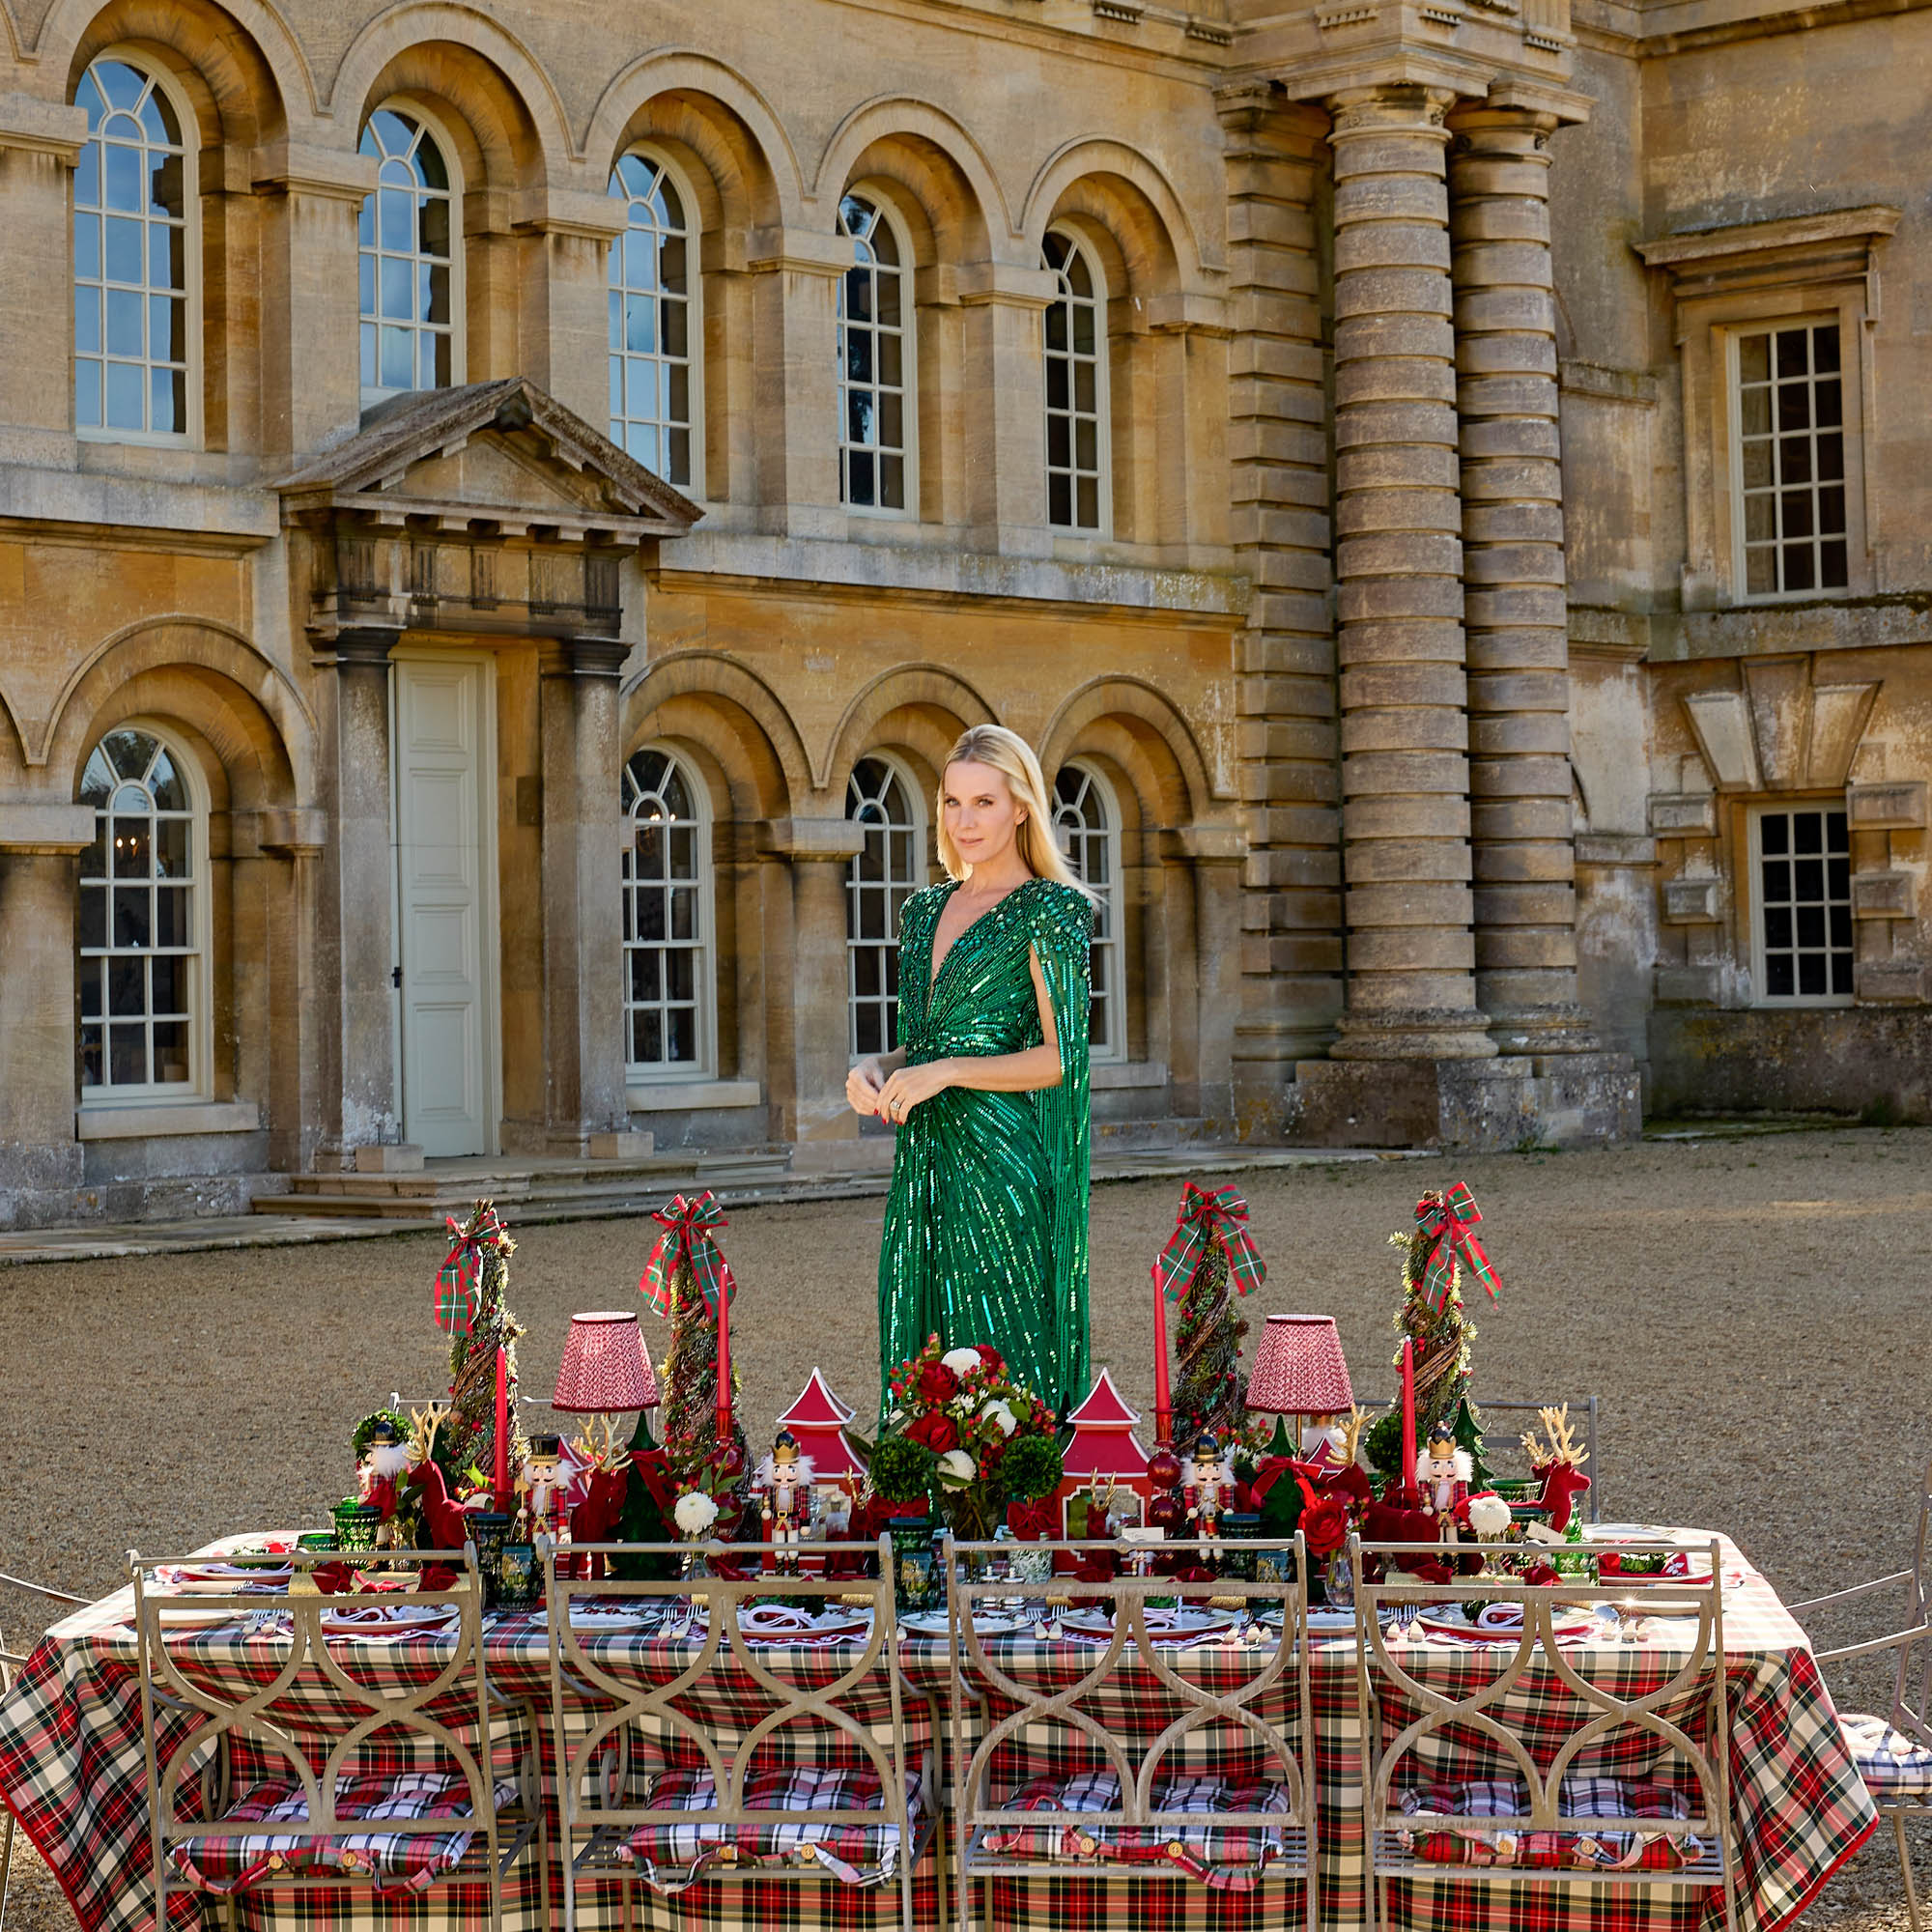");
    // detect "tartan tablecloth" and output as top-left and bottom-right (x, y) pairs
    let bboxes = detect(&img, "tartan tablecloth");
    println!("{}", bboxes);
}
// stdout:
(0, 1530), (1874, 1932)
